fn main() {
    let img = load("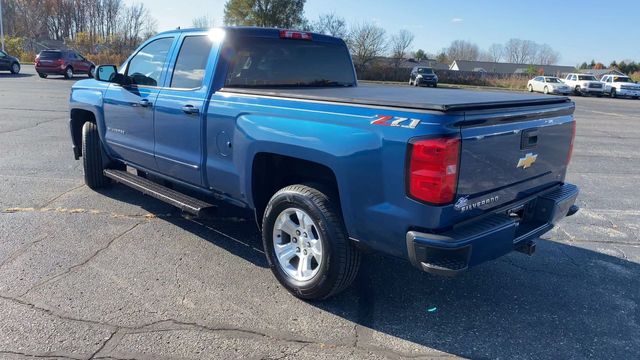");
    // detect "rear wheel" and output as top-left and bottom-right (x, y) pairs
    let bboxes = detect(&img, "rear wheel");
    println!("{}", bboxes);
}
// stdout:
(528, 84), (533, 92)
(82, 122), (108, 189)
(262, 184), (360, 300)
(10, 63), (20, 74)
(88, 66), (95, 78)
(64, 66), (74, 79)
(38, 72), (47, 78)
